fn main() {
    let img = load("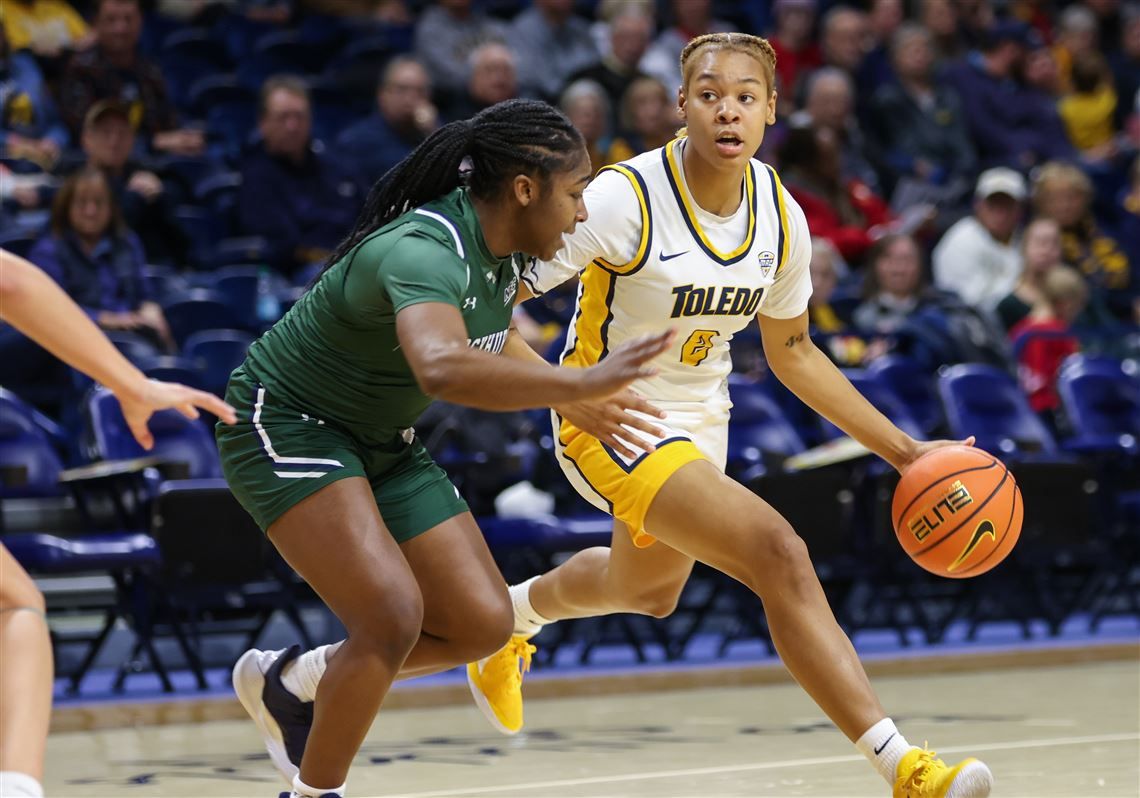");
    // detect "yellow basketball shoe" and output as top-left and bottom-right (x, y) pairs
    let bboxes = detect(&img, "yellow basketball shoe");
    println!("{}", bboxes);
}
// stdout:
(466, 635), (536, 735)
(893, 746), (993, 797)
